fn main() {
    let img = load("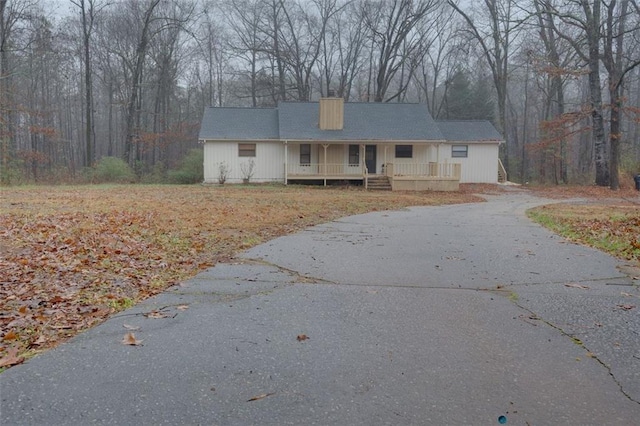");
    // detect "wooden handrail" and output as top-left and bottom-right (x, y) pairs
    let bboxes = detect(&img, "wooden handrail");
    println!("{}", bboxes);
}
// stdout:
(498, 158), (507, 182)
